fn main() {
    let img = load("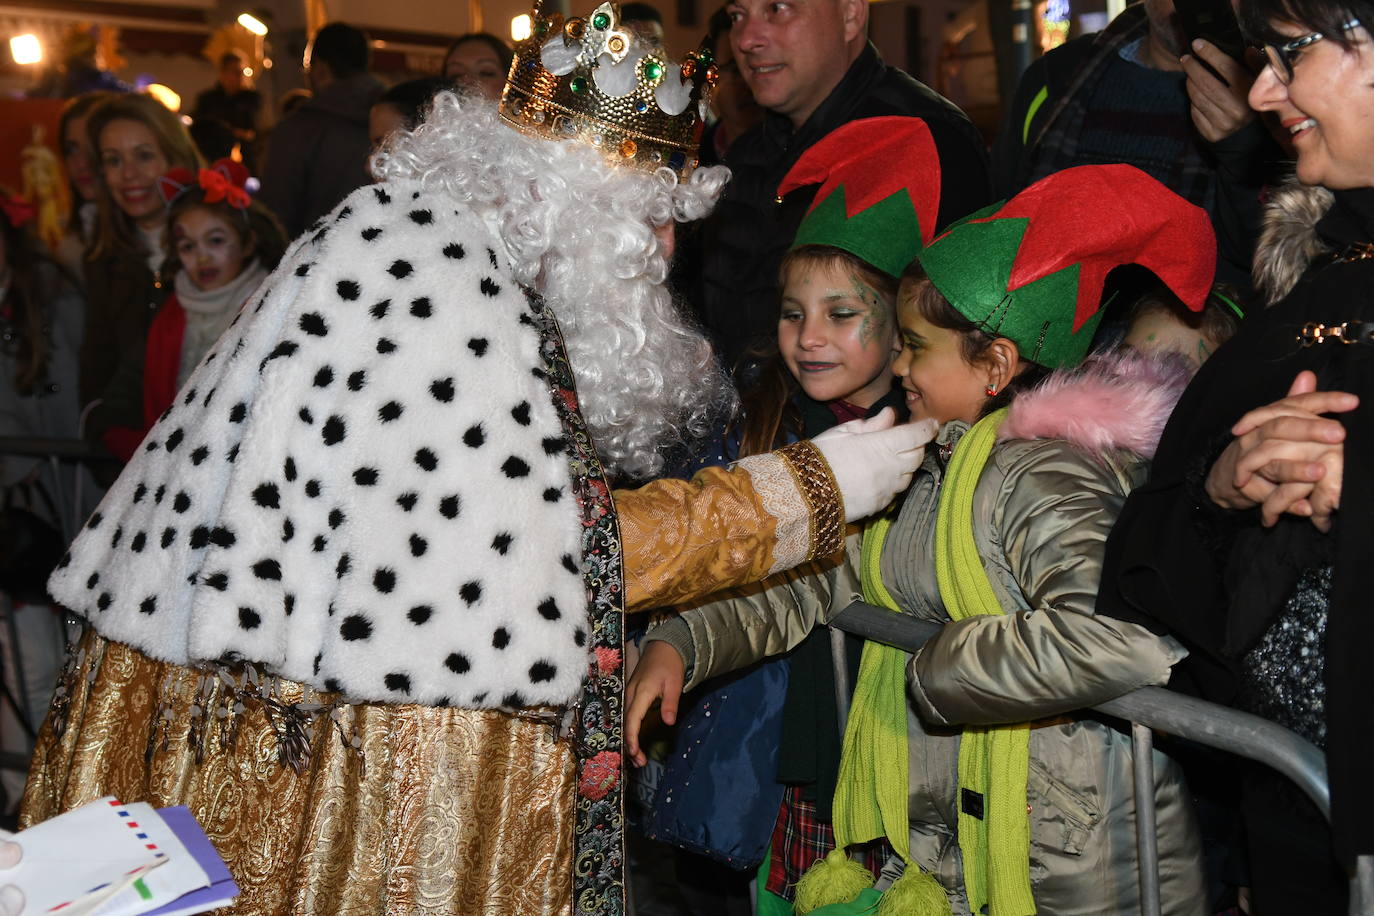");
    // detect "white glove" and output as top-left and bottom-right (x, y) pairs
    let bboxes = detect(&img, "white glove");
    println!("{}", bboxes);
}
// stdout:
(811, 408), (938, 522)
